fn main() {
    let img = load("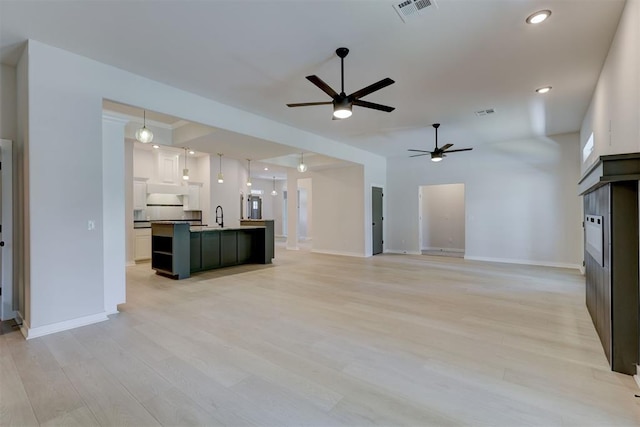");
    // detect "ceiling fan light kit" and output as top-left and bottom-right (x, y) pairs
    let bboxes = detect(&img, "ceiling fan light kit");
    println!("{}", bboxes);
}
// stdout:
(408, 123), (473, 163)
(333, 97), (352, 119)
(287, 47), (395, 119)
